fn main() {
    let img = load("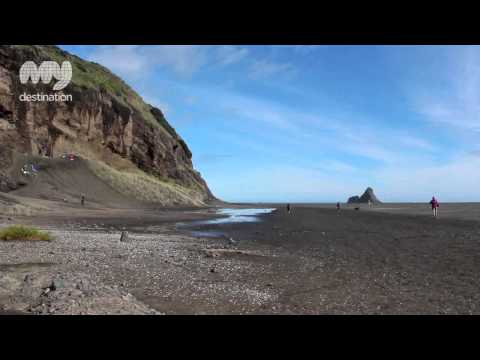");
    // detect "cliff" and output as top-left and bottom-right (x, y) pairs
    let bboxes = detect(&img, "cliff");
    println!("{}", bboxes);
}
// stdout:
(0, 45), (215, 206)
